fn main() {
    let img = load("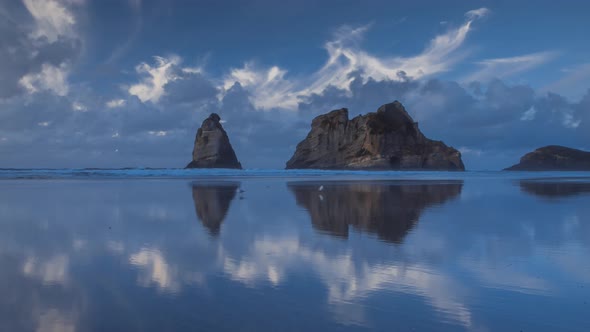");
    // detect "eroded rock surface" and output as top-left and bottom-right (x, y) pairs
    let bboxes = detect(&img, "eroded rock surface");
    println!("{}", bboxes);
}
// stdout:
(286, 101), (464, 170)
(186, 113), (242, 169)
